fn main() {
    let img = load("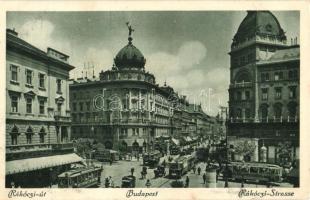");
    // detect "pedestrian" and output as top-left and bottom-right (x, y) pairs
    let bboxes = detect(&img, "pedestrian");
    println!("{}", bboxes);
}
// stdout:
(197, 166), (201, 175)
(109, 159), (113, 166)
(185, 176), (190, 188)
(202, 173), (206, 184)
(105, 177), (110, 188)
(145, 179), (151, 188)
(109, 176), (114, 188)
(193, 166), (196, 174)
(131, 167), (135, 176)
